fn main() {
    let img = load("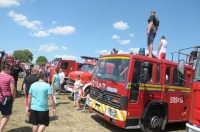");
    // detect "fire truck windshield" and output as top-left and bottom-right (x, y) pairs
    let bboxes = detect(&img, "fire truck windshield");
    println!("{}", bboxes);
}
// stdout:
(194, 56), (200, 81)
(51, 60), (58, 67)
(6, 58), (13, 63)
(80, 64), (95, 73)
(93, 57), (130, 83)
